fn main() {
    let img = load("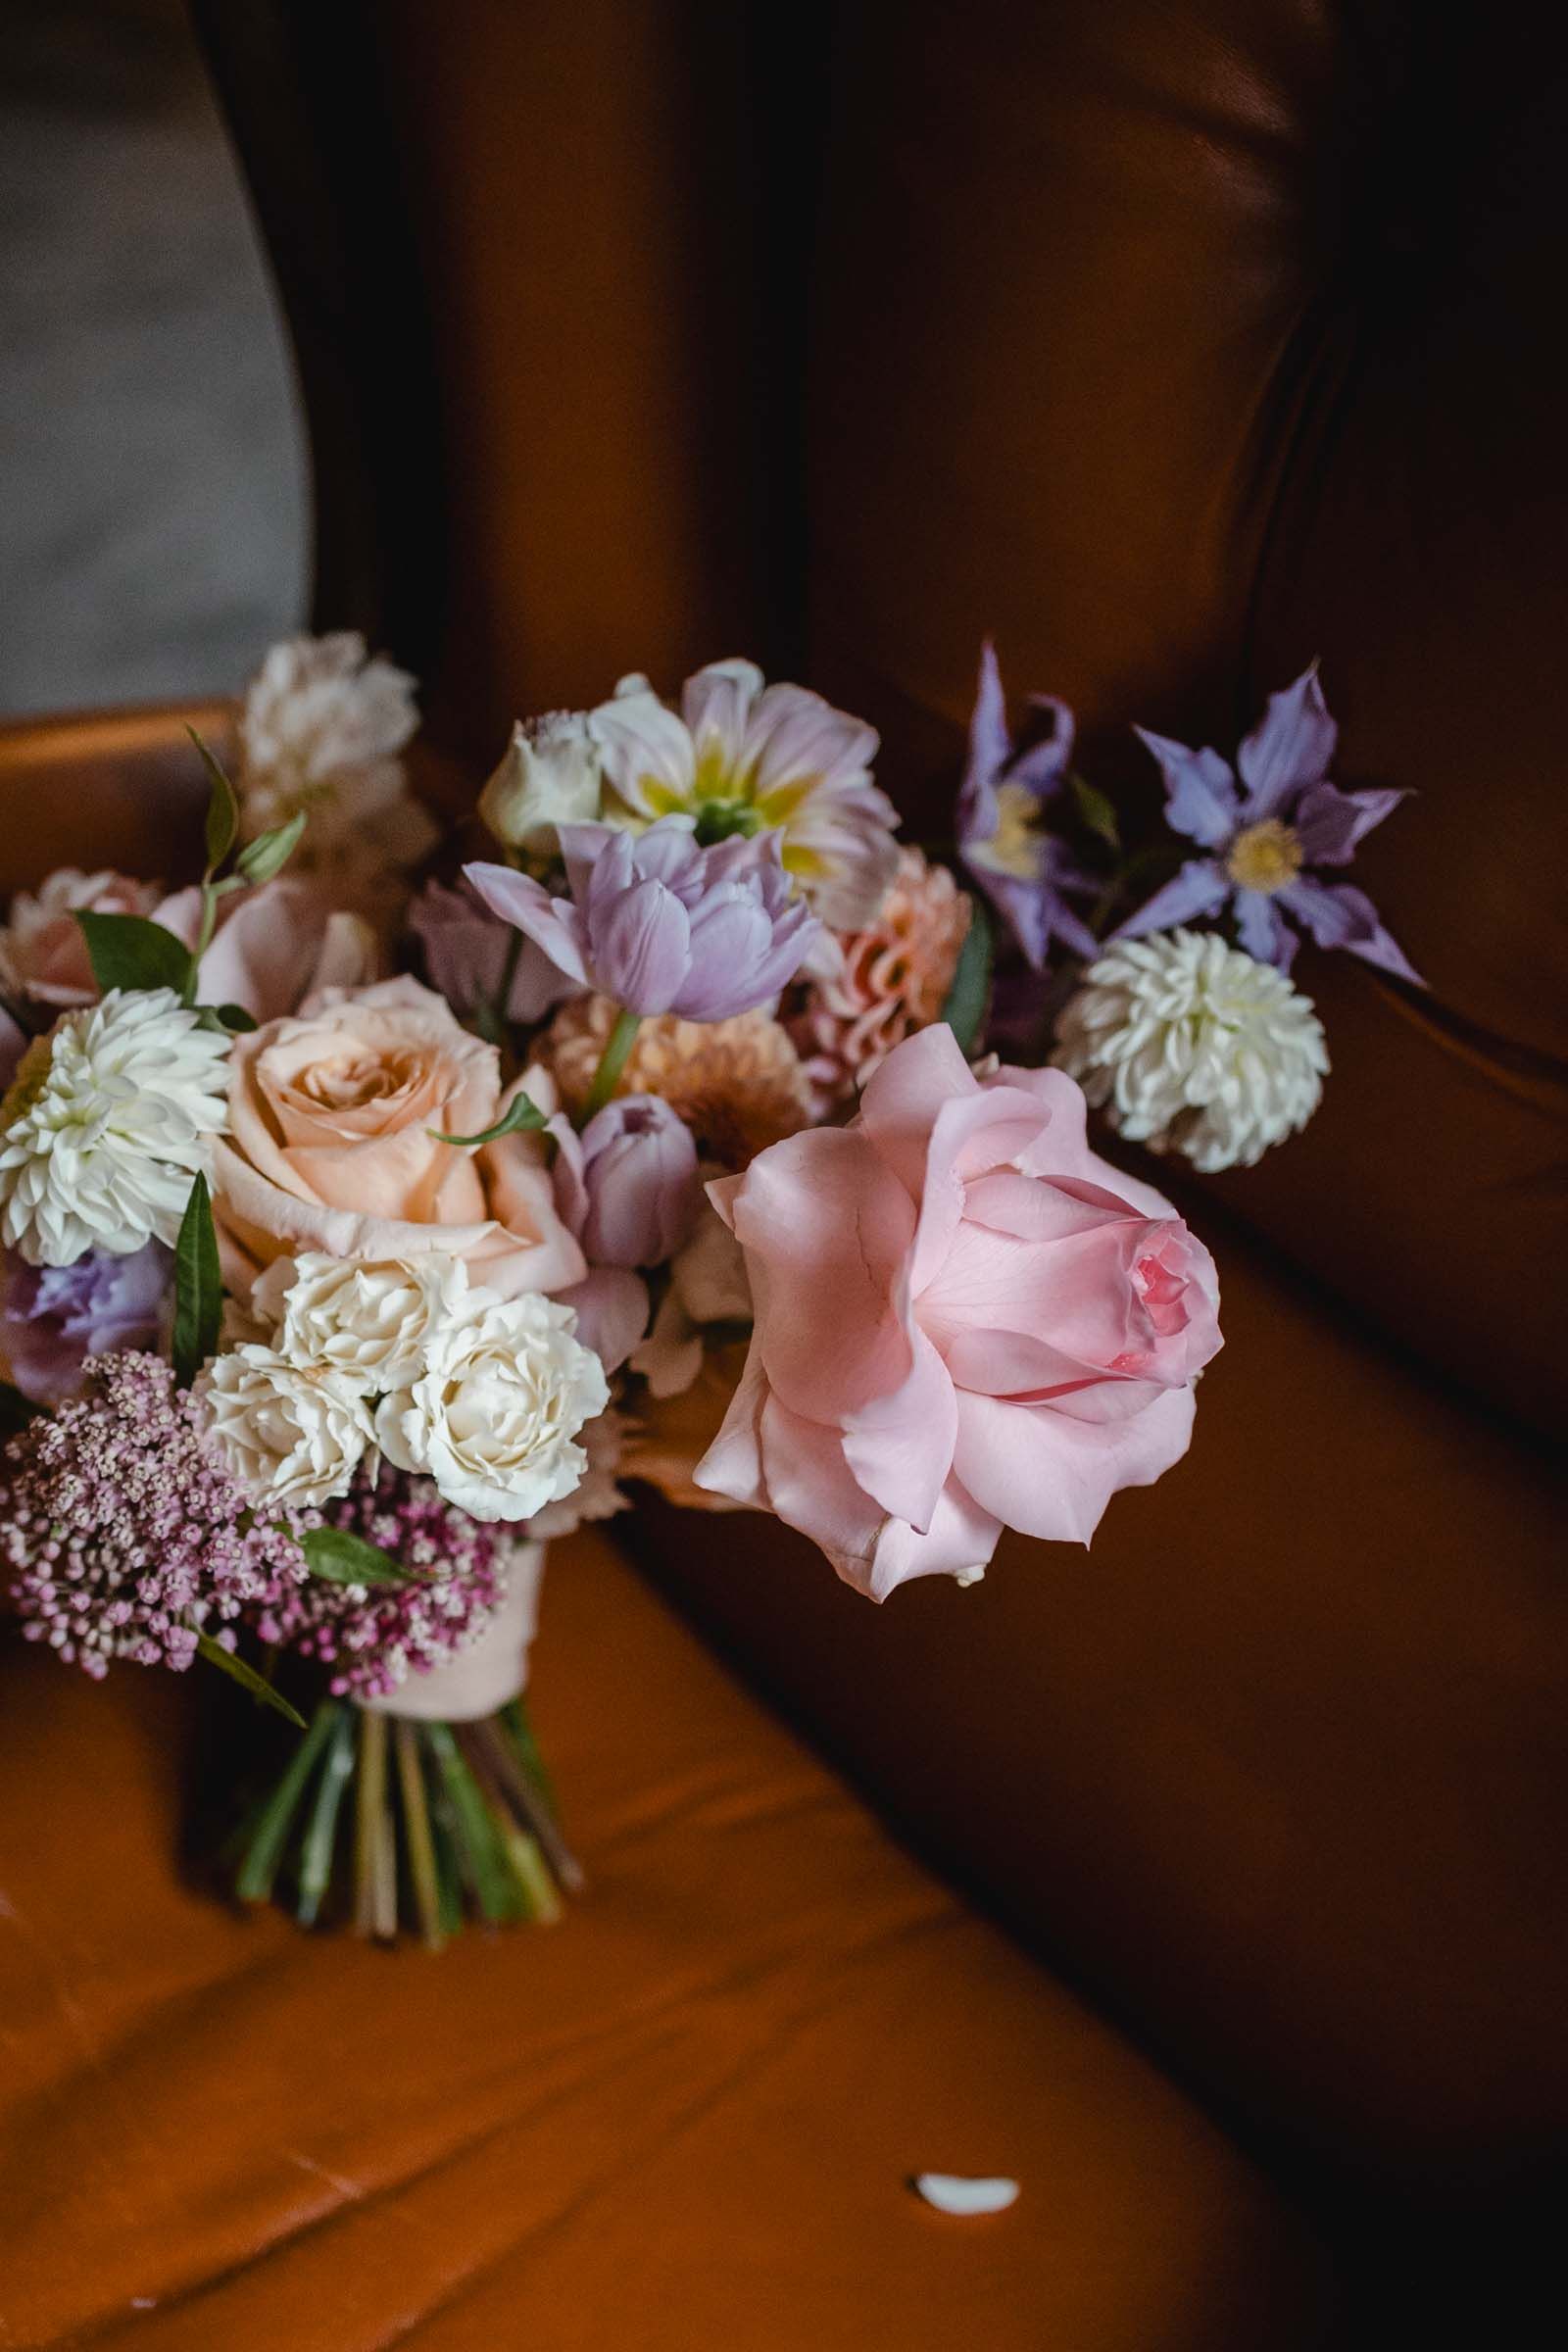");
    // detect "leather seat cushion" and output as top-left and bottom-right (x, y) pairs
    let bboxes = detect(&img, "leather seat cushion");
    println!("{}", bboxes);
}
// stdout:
(0, 1532), (1332, 2350)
